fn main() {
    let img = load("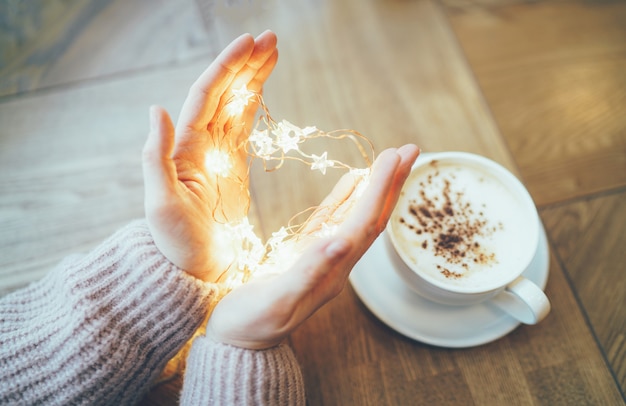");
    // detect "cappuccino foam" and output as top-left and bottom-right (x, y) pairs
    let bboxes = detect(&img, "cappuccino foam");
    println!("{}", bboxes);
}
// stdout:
(390, 159), (536, 291)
